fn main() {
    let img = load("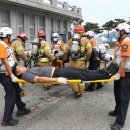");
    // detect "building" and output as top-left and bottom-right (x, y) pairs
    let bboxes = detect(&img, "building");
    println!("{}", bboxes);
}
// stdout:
(0, 0), (82, 49)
